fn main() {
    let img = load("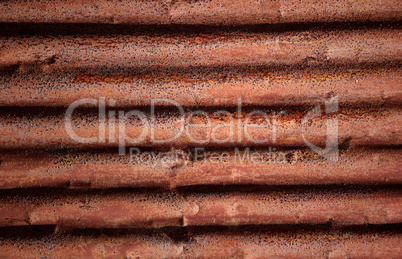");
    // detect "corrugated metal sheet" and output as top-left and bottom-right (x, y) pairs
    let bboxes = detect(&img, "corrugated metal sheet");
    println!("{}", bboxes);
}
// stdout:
(0, 0), (401, 257)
